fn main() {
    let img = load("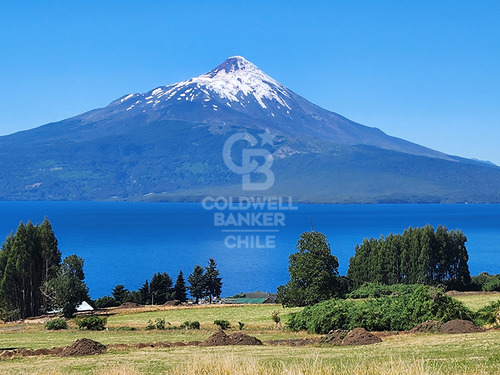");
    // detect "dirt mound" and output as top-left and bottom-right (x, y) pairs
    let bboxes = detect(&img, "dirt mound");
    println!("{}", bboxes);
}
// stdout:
(341, 328), (382, 346)
(439, 319), (484, 334)
(411, 320), (442, 333)
(200, 330), (262, 346)
(228, 332), (263, 346)
(201, 330), (231, 346)
(119, 302), (141, 308)
(163, 300), (180, 306)
(322, 329), (349, 345)
(59, 338), (106, 357)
